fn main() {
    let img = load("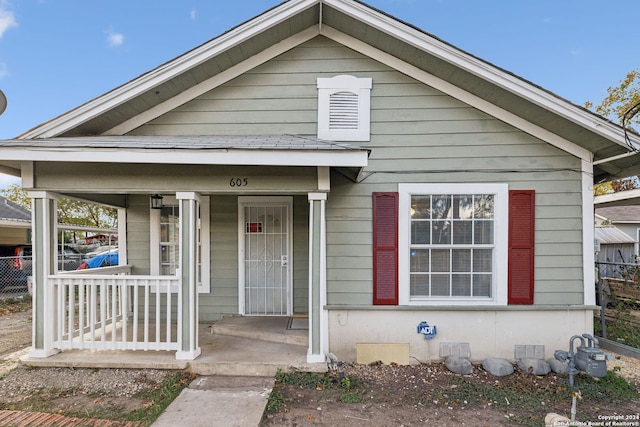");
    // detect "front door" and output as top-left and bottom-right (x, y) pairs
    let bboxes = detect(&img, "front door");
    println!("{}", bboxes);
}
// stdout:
(239, 197), (292, 316)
